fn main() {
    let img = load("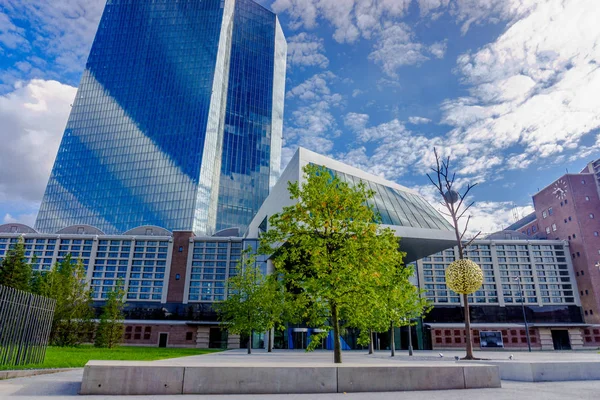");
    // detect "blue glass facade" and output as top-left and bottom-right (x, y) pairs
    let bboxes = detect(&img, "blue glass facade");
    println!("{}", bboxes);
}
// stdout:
(35, 0), (285, 236)
(216, 0), (285, 233)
